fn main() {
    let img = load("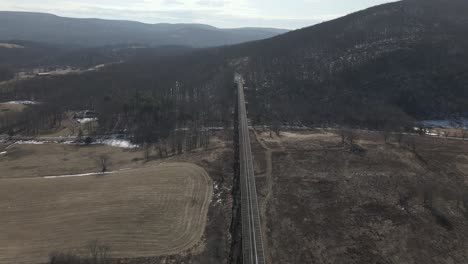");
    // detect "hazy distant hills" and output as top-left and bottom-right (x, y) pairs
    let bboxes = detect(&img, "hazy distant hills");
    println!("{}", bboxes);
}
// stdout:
(0, 11), (288, 48)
